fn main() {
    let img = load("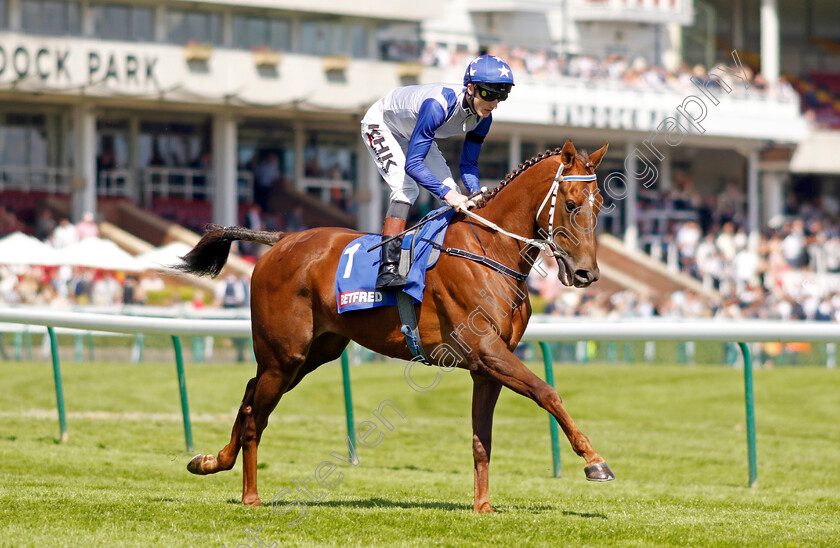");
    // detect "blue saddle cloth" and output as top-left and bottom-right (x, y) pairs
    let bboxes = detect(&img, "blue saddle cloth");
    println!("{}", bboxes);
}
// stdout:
(335, 207), (455, 313)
